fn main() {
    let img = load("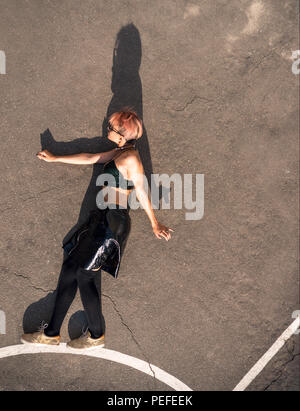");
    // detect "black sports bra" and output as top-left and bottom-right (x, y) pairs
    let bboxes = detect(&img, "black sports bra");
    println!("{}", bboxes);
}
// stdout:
(102, 149), (135, 190)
